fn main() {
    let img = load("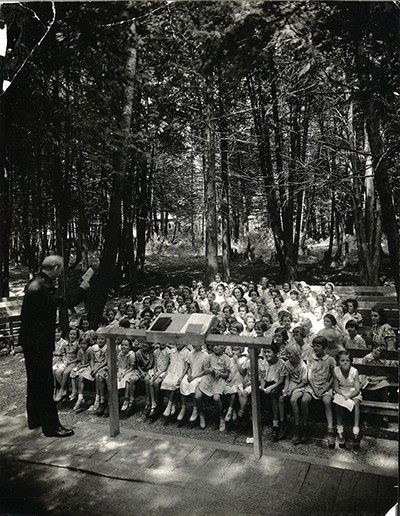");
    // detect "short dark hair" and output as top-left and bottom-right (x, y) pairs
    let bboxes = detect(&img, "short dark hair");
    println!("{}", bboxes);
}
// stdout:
(324, 313), (337, 326)
(270, 342), (280, 355)
(346, 298), (358, 310)
(274, 327), (288, 342)
(345, 319), (359, 330)
(119, 318), (130, 328)
(312, 335), (328, 348)
(371, 306), (388, 324)
(337, 349), (353, 364)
